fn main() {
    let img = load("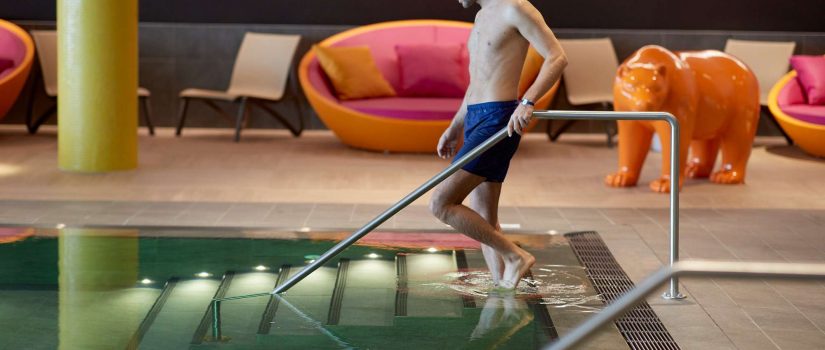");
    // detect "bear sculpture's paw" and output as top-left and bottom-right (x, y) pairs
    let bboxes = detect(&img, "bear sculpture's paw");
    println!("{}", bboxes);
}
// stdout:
(648, 177), (684, 193)
(710, 169), (745, 184)
(605, 172), (638, 187)
(685, 162), (713, 179)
